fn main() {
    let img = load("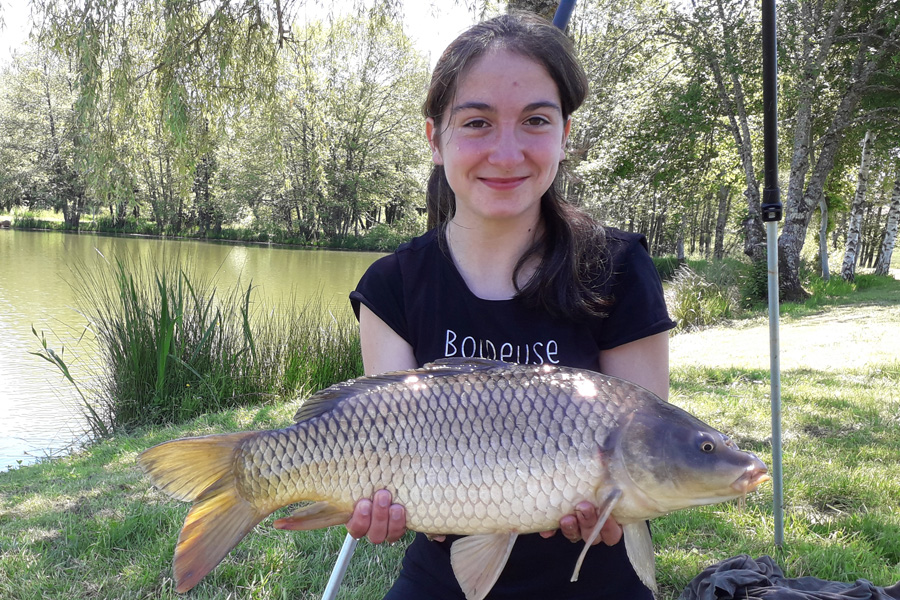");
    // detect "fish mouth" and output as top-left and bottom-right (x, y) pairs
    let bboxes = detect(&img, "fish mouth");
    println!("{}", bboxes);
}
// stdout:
(731, 466), (771, 494)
